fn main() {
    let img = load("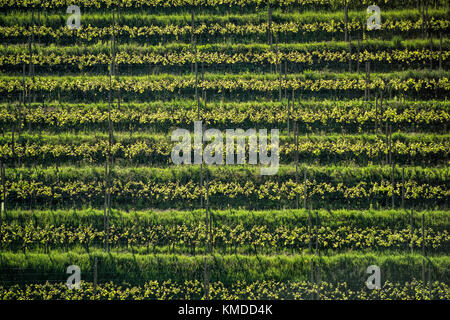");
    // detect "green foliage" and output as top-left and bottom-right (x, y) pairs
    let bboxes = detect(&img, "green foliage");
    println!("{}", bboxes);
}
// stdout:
(1, 280), (449, 300)
(1, 131), (449, 166)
